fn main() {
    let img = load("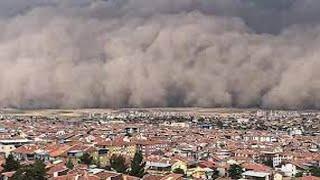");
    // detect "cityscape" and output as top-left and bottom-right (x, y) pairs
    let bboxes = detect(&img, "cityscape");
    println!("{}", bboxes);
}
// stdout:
(1, 0), (320, 179)
(0, 108), (319, 179)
